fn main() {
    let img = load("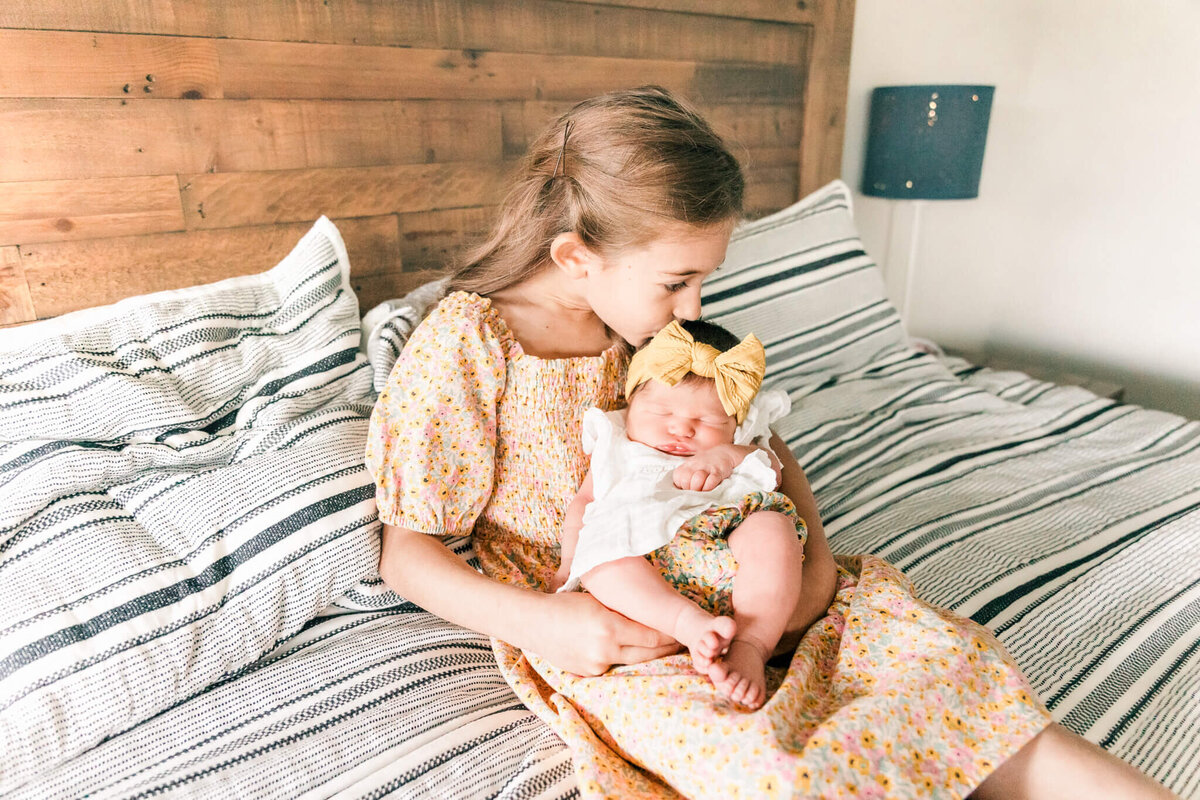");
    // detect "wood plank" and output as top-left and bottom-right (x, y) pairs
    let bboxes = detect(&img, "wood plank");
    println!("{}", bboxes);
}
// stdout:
(356, 270), (449, 314)
(0, 0), (805, 64)
(798, 0), (854, 196)
(550, 0), (814, 25)
(439, 0), (804, 65)
(0, 99), (302, 181)
(738, 147), (800, 168)
(0, 176), (185, 246)
(216, 40), (803, 103)
(0, 29), (221, 99)
(0, 2), (179, 35)
(500, 101), (803, 160)
(0, 247), (37, 325)
(744, 186), (799, 218)
(297, 100), (502, 168)
(0, 99), (501, 181)
(701, 103), (802, 148)
(397, 207), (495, 273)
(19, 216), (401, 319)
(179, 163), (510, 230)
(499, 100), (575, 158)
(745, 165), (799, 214)
(691, 61), (805, 105)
